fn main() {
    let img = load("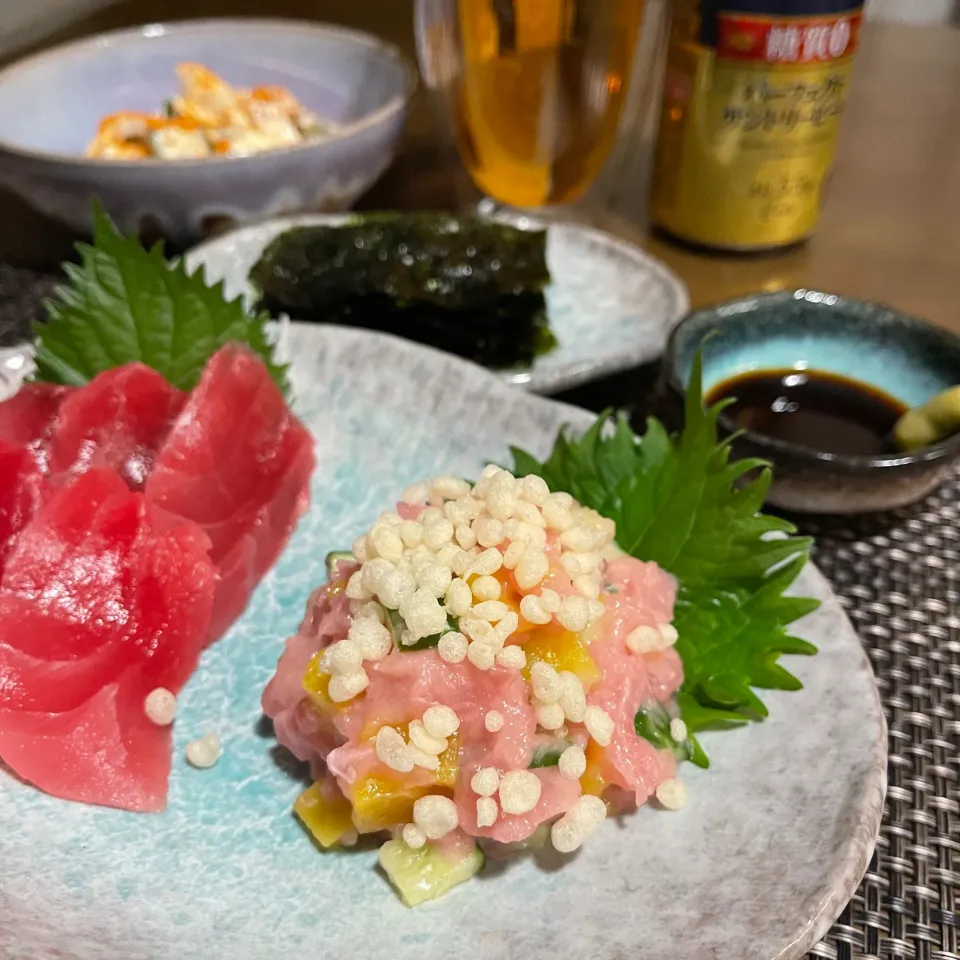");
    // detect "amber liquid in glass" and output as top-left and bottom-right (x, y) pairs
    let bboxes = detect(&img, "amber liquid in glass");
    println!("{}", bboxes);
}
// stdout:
(448, 0), (645, 207)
